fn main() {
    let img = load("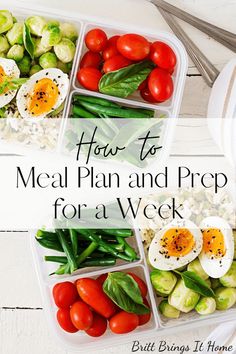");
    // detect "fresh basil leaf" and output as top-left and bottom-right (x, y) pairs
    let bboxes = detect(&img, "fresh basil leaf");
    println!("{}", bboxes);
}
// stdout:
(99, 60), (154, 98)
(178, 271), (215, 297)
(103, 272), (150, 315)
(23, 22), (35, 59)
